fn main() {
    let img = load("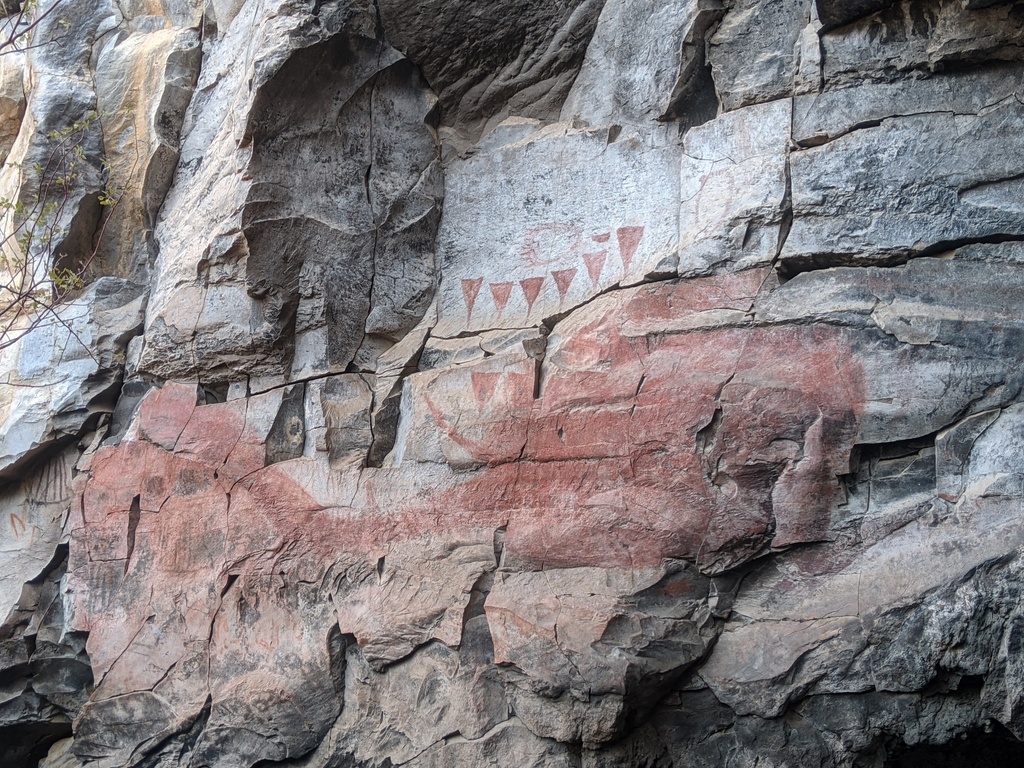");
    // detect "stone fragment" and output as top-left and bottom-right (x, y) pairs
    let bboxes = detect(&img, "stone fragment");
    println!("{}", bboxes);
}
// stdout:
(332, 536), (494, 668)
(302, 375), (374, 467)
(935, 409), (1001, 502)
(813, 0), (895, 30)
(38, 738), (85, 768)
(369, 305), (434, 466)
(265, 382), (305, 465)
